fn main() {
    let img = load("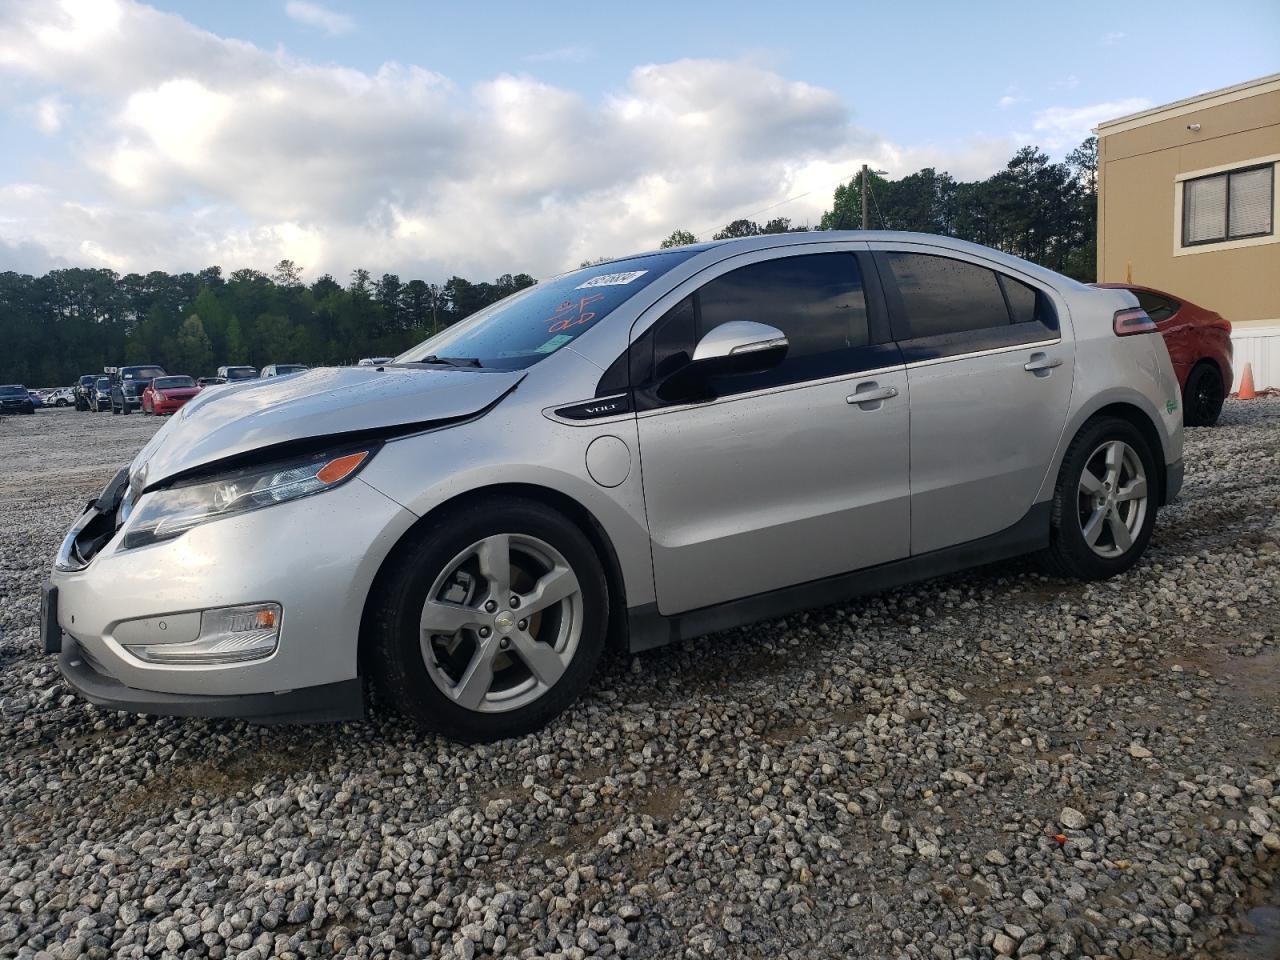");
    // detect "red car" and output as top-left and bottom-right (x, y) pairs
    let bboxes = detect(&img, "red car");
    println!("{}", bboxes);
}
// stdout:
(1096, 284), (1233, 427)
(141, 375), (201, 415)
